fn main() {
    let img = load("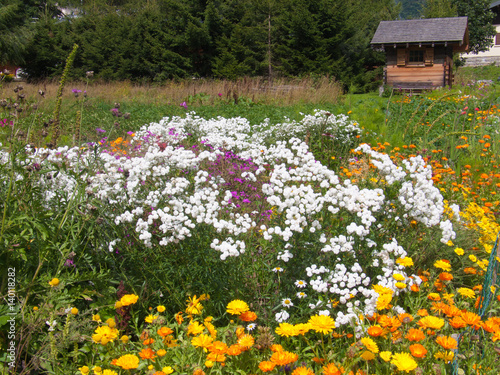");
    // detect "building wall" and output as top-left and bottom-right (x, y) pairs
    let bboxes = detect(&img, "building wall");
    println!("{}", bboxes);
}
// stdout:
(385, 46), (450, 87)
